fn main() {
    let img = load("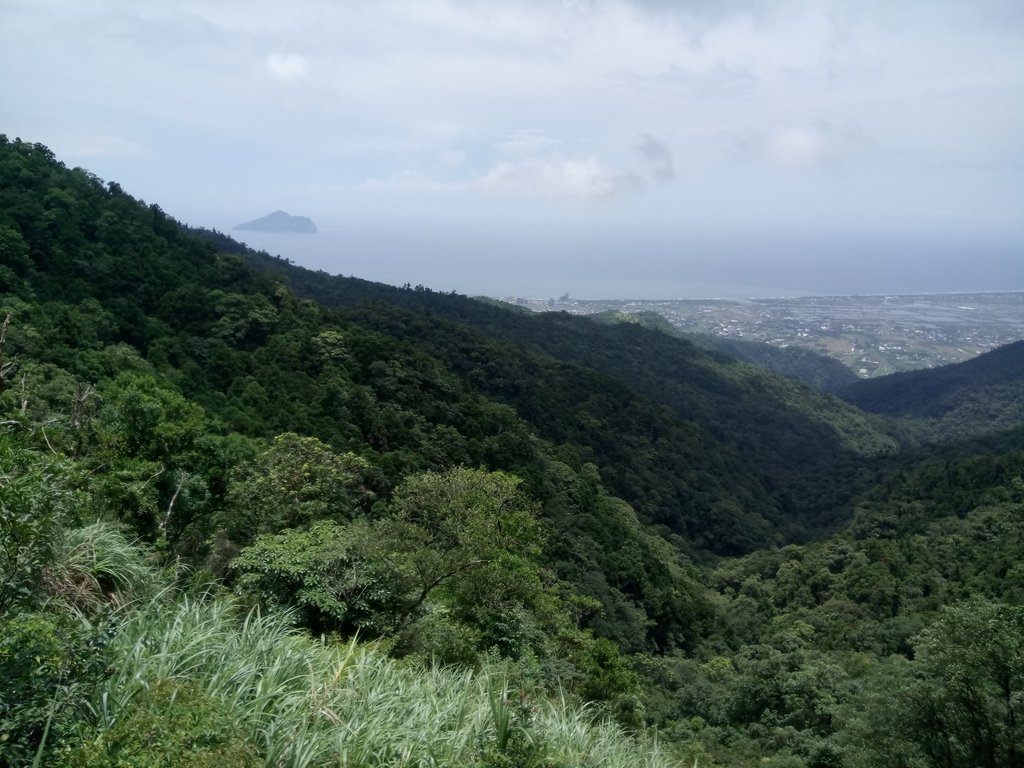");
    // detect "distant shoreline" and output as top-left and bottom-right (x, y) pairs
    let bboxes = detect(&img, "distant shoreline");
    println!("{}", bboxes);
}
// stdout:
(224, 228), (1024, 302)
